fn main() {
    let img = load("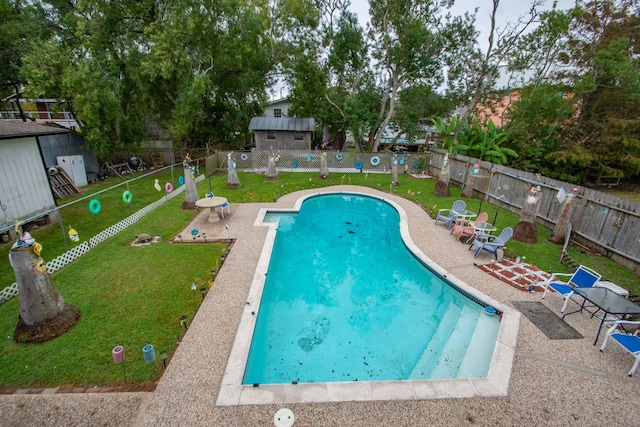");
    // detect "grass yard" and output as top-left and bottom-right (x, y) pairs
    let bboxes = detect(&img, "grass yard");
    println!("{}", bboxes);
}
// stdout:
(0, 167), (637, 388)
